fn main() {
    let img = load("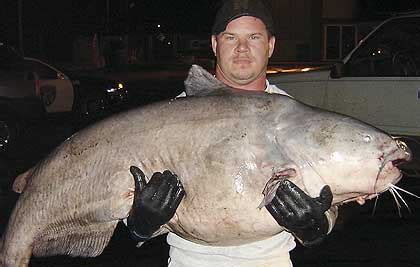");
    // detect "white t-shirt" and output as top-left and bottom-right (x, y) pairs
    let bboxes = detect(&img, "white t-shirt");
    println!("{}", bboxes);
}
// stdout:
(167, 231), (295, 267)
